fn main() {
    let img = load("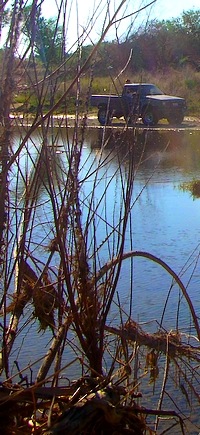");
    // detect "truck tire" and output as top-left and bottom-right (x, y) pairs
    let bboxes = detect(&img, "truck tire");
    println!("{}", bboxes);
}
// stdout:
(142, 107), (158, 126)
(98, 107), (112, 126)
(167, 114), (184, 125)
